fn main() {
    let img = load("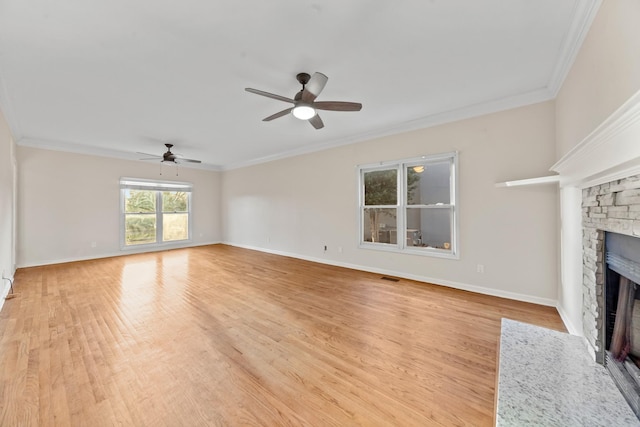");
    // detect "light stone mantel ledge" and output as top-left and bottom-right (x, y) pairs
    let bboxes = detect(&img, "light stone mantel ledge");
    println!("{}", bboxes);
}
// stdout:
(551, 89), (640, 188)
